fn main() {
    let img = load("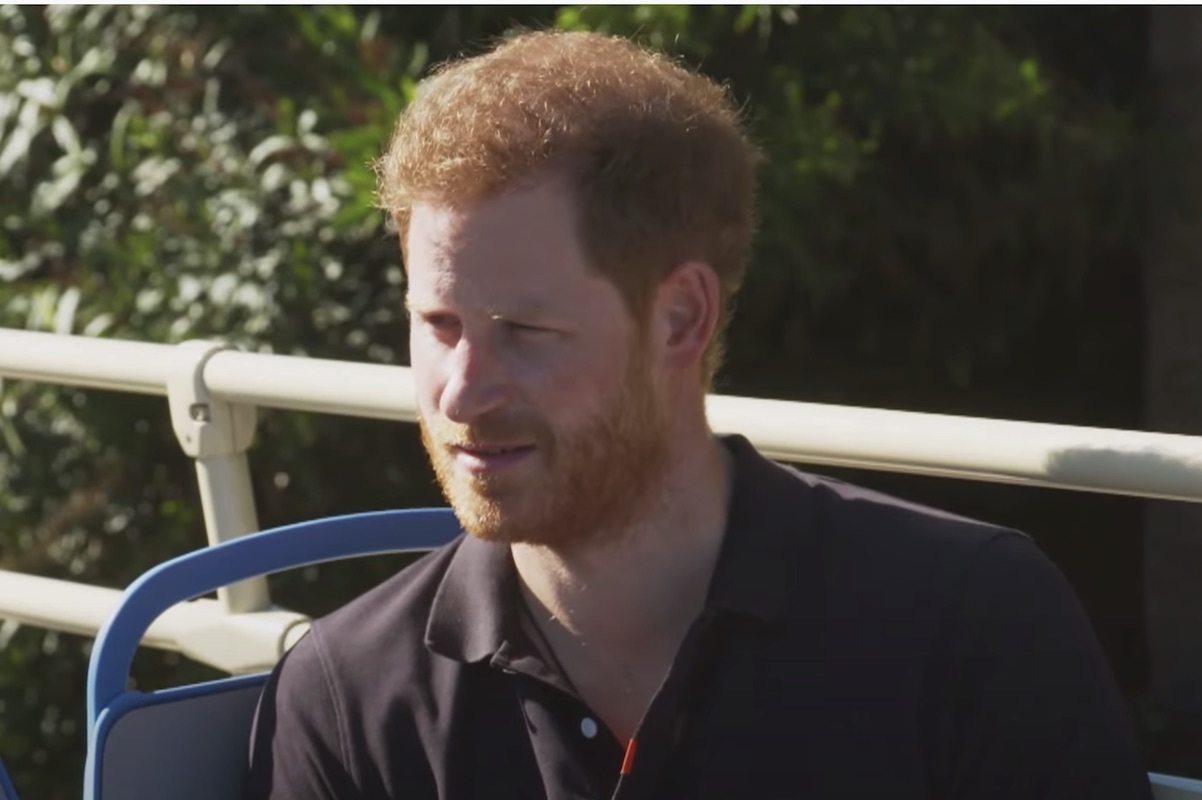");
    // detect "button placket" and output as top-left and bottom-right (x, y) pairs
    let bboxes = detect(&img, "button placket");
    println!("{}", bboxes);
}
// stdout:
(507, 672), (623, 799)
